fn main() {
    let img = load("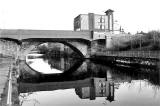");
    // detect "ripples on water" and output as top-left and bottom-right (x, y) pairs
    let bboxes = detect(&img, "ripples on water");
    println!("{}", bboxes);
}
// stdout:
(18, 54), (160, 106)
